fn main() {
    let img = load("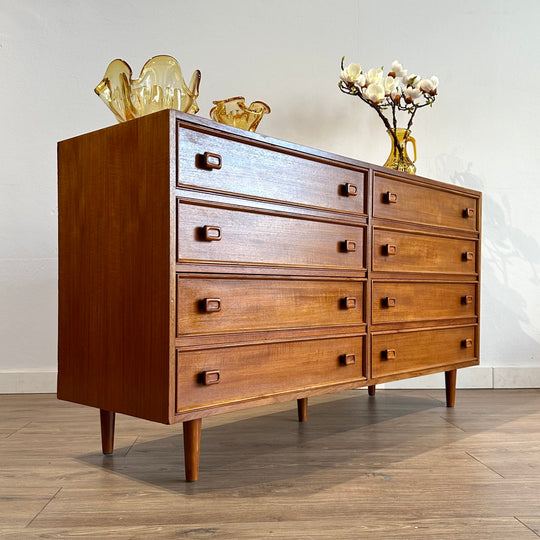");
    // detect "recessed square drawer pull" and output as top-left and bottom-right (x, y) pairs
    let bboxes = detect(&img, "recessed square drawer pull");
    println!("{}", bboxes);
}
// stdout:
(382, 349), (397, 360)
(383, 244), (398, 256)
(201, 370), (221, 385)
(461, 338), (473, 349)
(463, 207), (475, 218)
(342, 183), (358, 197)
(462, 251), (474, 261)
(383, 191), (398, 204)
(383, 296), (397, 308)
(199, 151), (222, 170)
(342, 240), (357, 253)
(340, 354), (356, 366)
(202, 225), (222, 241)
(203, 298), (221, 312)
(342, 297), (357, 309)
(461, 295), (473, 305)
